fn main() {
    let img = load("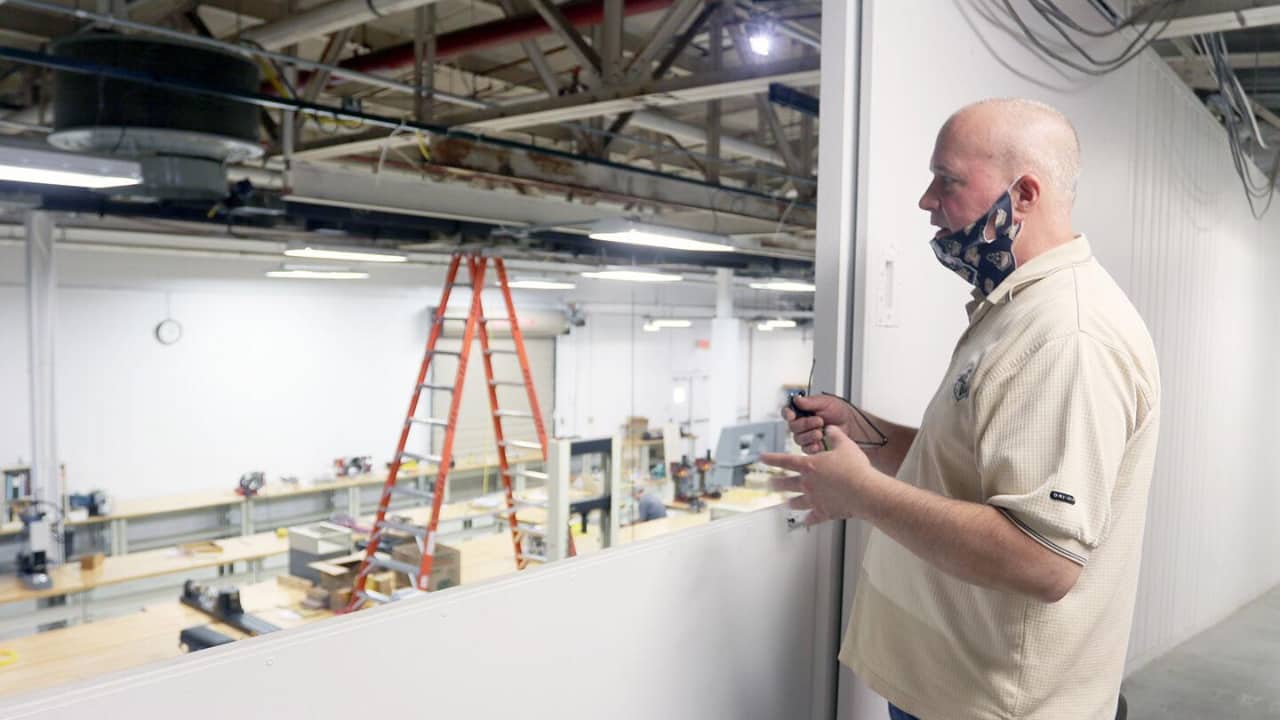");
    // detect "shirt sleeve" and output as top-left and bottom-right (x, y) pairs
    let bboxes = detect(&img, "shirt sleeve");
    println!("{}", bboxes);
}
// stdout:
(973, 332), (1136, 566)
